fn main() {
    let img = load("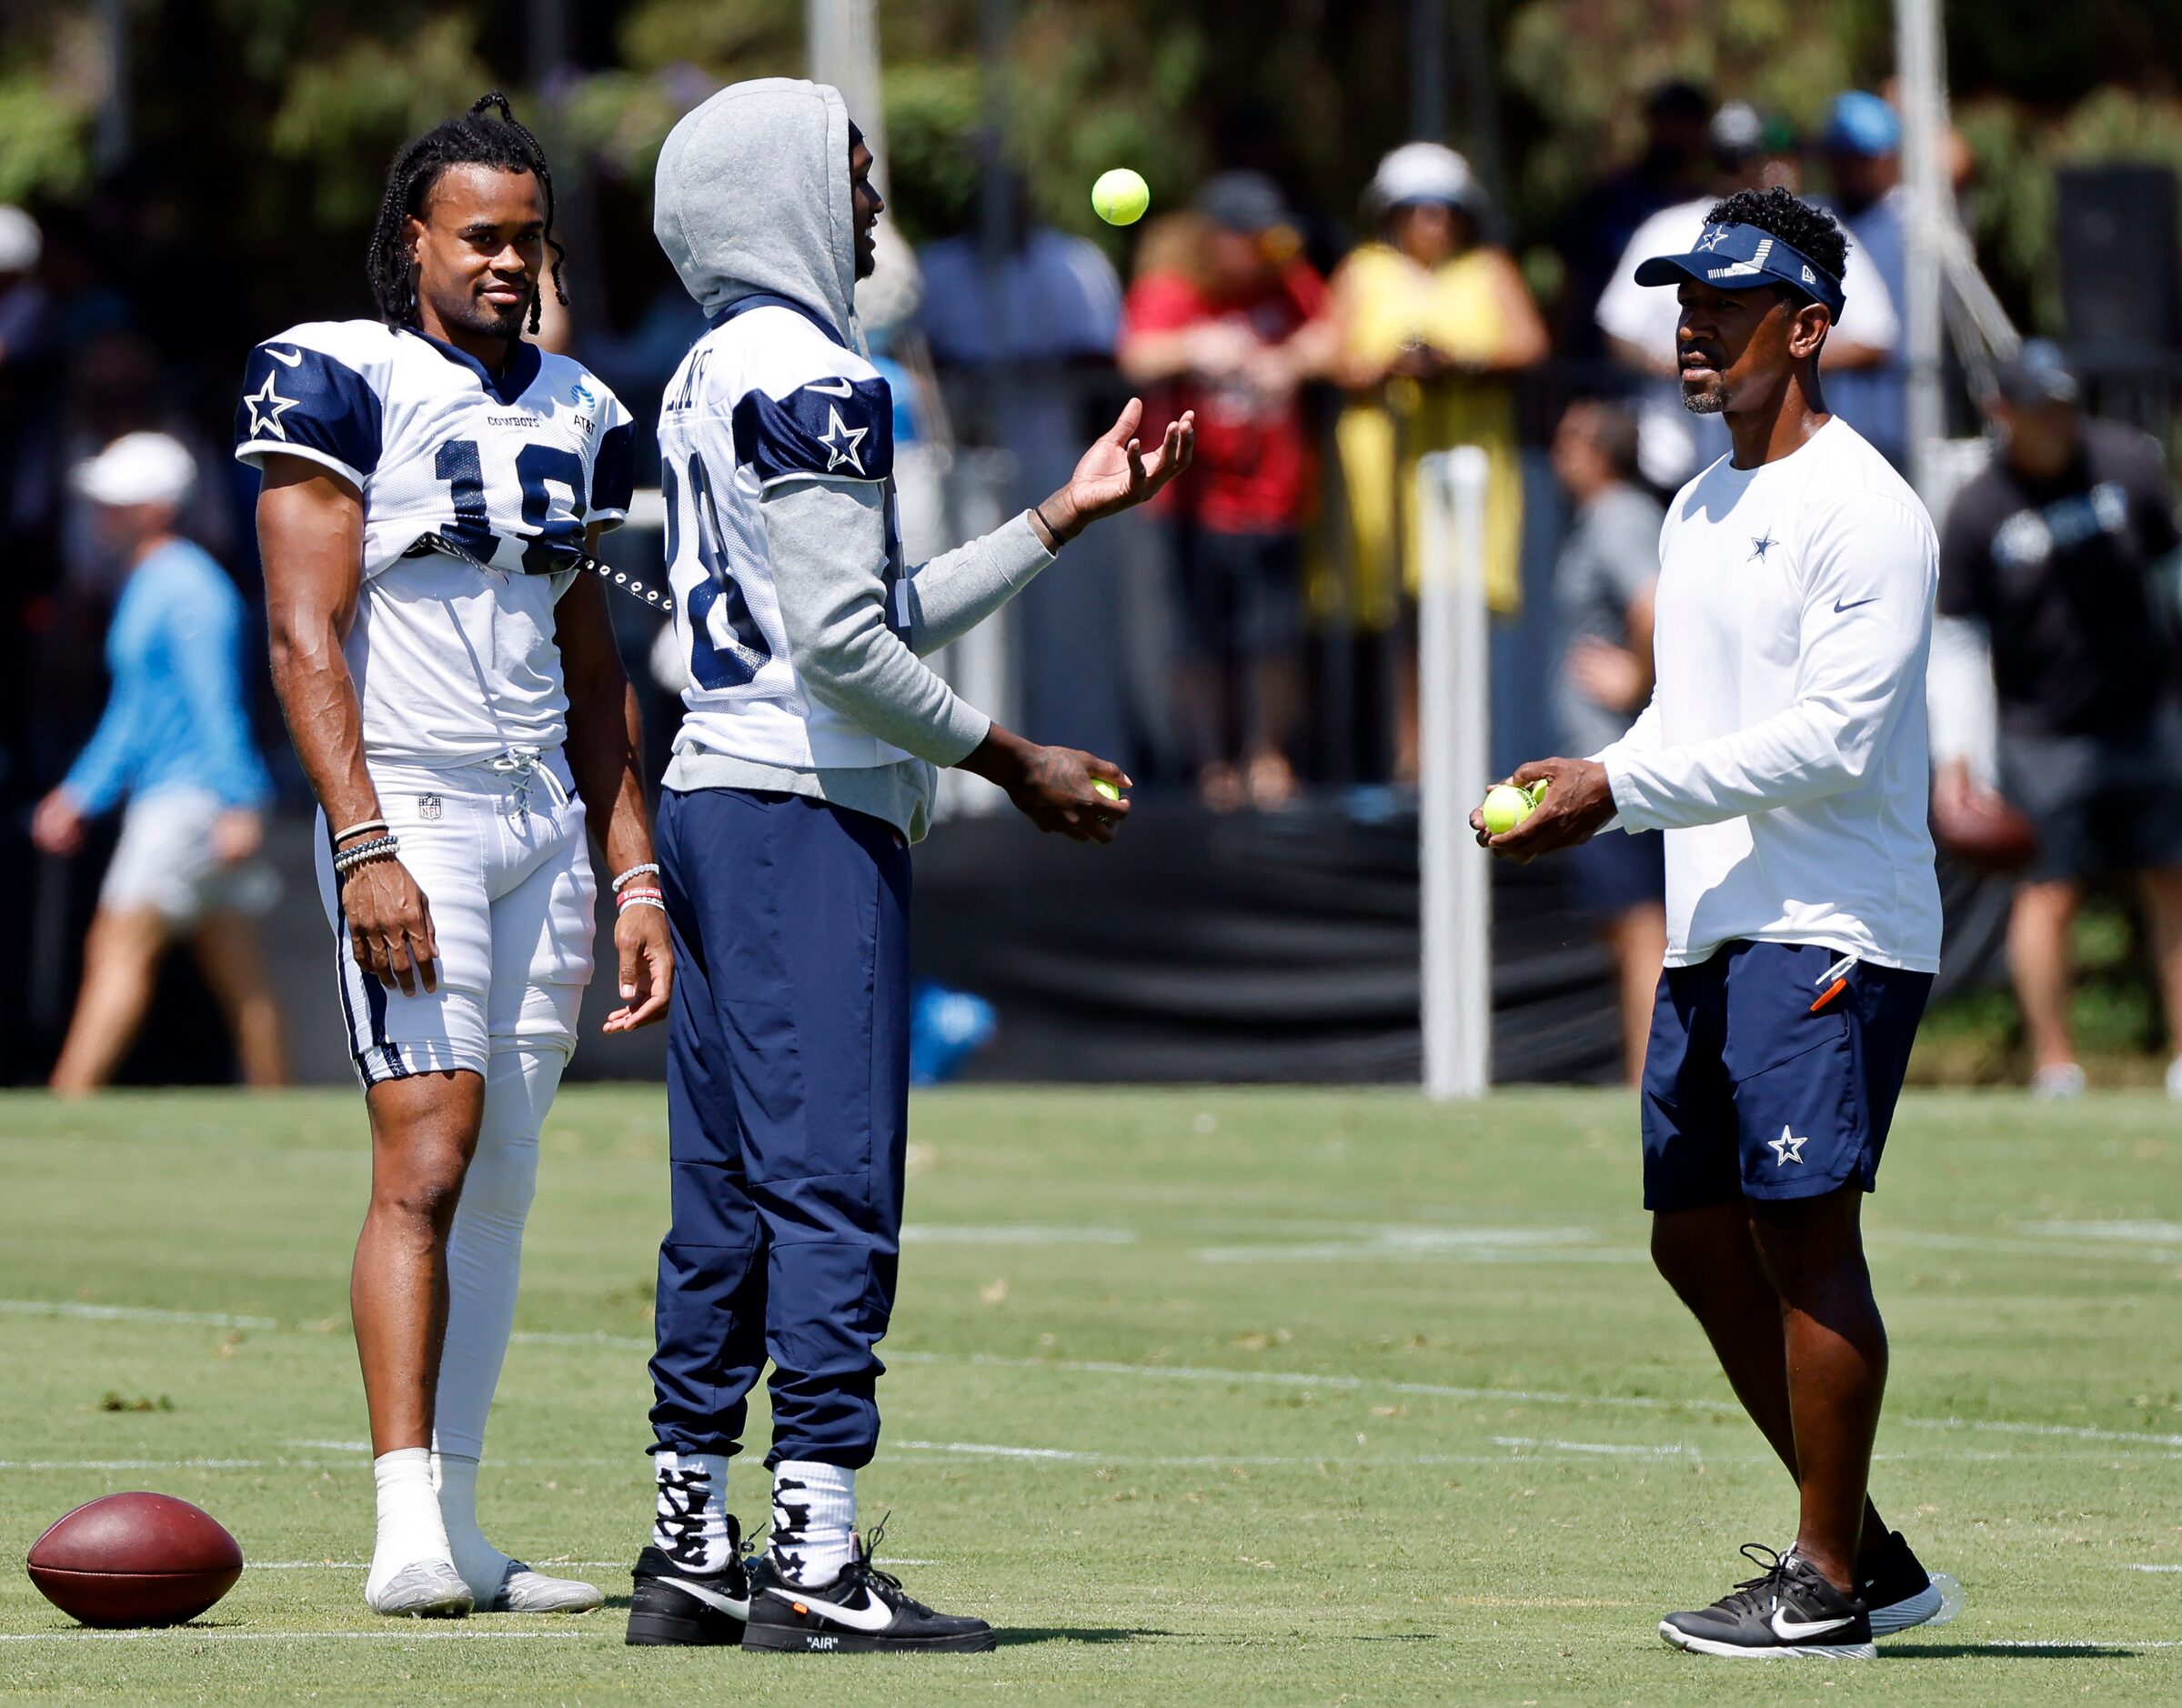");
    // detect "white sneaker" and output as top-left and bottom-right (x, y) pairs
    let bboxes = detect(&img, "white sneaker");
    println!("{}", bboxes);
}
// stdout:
(483, 1560), (605, 1613)
(2031, 1061), (2086, 1099)
(367, 1557), (474, 1617)
(2167, 1058), (2182, 1101)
